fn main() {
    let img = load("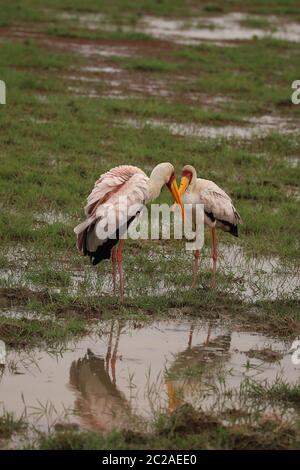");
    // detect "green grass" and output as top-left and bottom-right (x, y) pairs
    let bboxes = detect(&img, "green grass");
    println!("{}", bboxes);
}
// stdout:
(0, 41), (75, 70)
(239, 16), (276, 30)
(0, 315), (87, 348)
(118, 57), (179, 73)
(0, 1), (46, 27)
(98, 97), (243, 122)
(0, 412), (27, 441)
(1, 400), (298, 449)
(247, 379), (300, 407)
(25, 268), (71, 287)
(175, 38), (300, 117)
(47, 26), (152, 42)
(35, 404), (300, 450)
